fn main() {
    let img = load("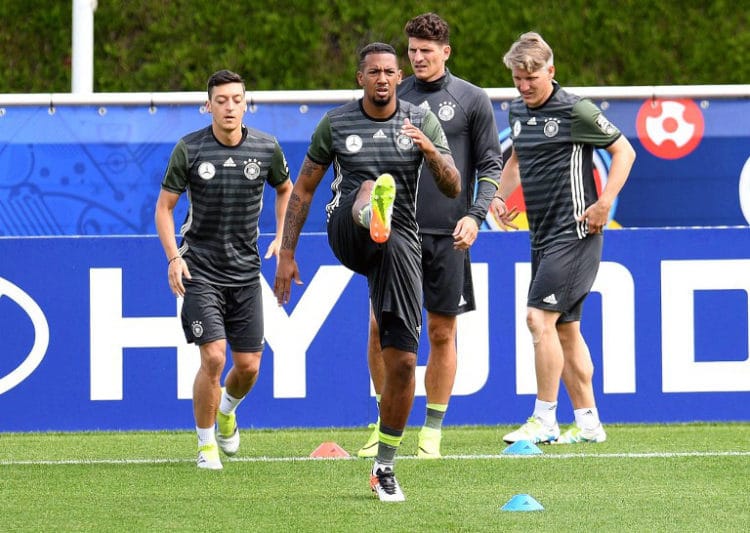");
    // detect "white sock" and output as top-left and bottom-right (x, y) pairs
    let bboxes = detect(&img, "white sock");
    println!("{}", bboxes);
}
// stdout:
(532, 399), (558, 427)
(358, 204), (372, 228)
(219, 389), (244, 416)
(574, 407), (601, 431)
(196, 426), (215, 447)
